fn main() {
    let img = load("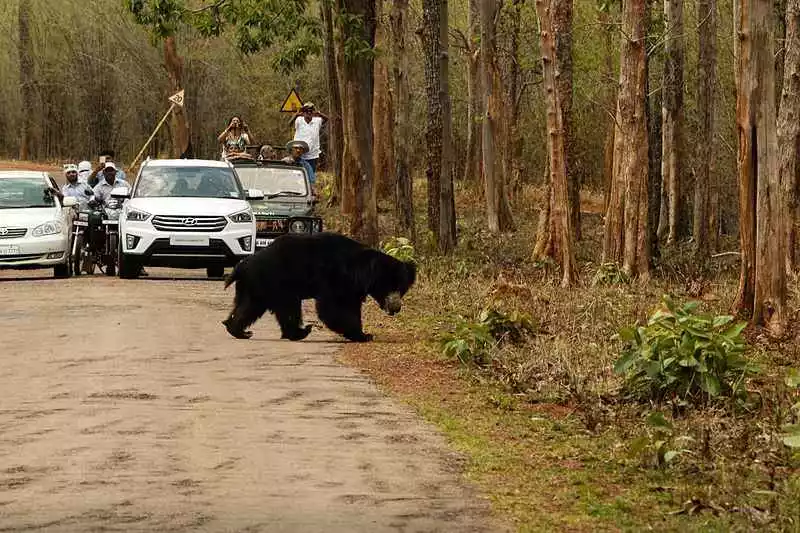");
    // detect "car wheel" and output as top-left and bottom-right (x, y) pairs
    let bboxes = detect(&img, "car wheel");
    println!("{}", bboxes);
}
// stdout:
(207, 265), (225, 279)
(118, 241), (140, 280)
(54, 259), (71, 279)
